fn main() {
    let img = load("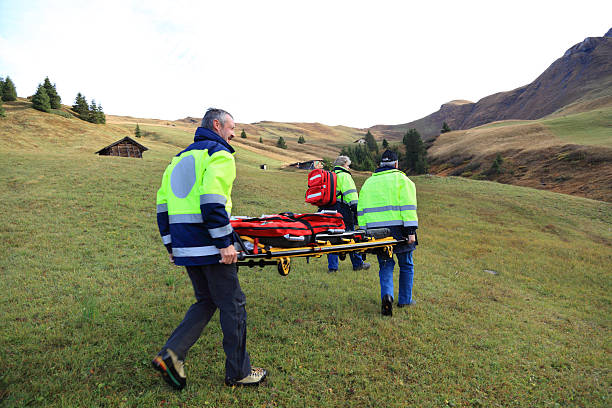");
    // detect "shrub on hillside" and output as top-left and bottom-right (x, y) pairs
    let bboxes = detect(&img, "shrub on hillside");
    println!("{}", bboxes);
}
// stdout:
(50, 109), (72, 118)
(486, 154), (504, 176)
(241, 129), (247, 139)
(276, 136), (287, 149)
(0, 98), (5, 118)
(297, 135), (306, 144)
